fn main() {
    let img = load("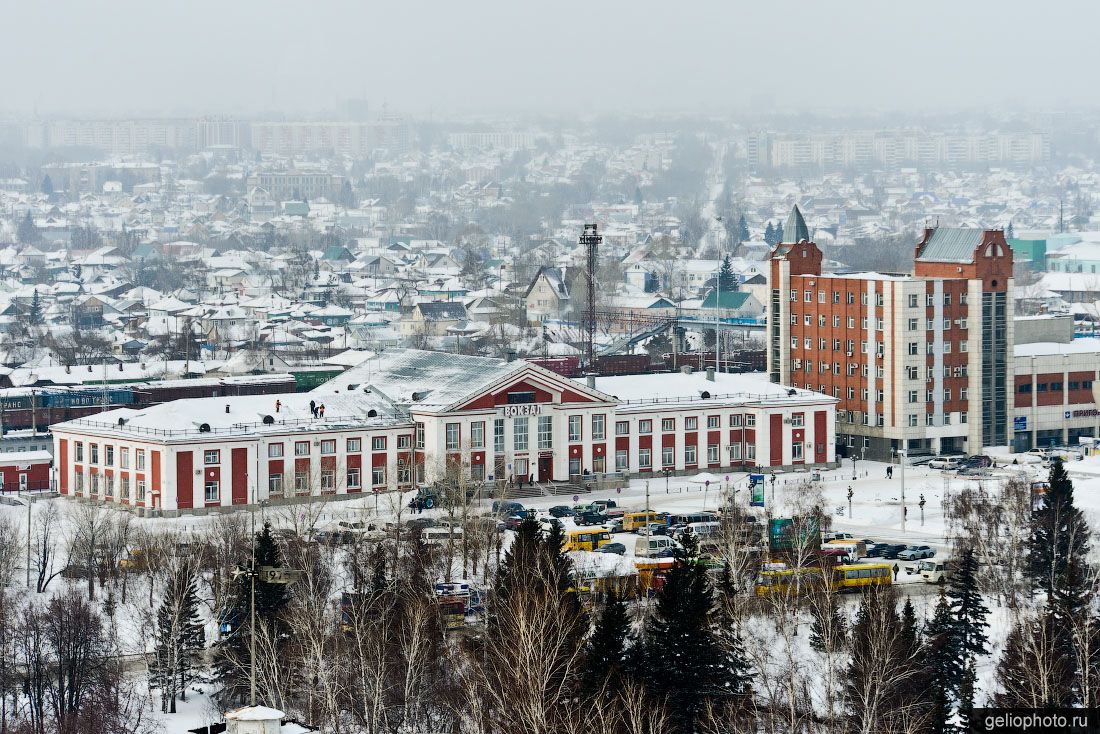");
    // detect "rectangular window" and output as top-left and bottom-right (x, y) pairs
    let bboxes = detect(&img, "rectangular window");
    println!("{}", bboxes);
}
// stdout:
(908, 414), (918, 427)
(662, 446), (674, 467)
(707, 444), (719, 463)
(730, 414), (742, 427)
(372, 465), (386, 486)
(75, 442), (84, 462)
(707, 415), (720, 429)
(538, 416), (553, 449)
(730, 442), (742, 460)
(568, 415), (581, 442)
(365, 436), (382, 452)
(347, 438), (362, 453)
(320, 469), (335, 491)
(320, 440), (336, 455)
(295, 441), (310, 457)
(745, 414), (756, 428)
(416, 423), (425, 449)
(205, 481), (219, 503)
(494, 419), (505, 452)
(204, 450), (220, 465)
(347, 468), (361, 488)
(90, 444), (98, 464)
(137, 479), (146, 501)
(908, 342), (918, 355)
(398, 434), (411, 450)
(616, 421), (630, 436)
(446, 423), (460, 450)
(120, 448), (129, 469)
(120, 475), (130, 499)
(268, 443), (283, 458)
(639, 419), (652, 434)
(747, 444), (756, 460)
(960, 412), (968, 424)
(471, 421), (485, 448)
(639, 448), (652, 468)
(513, 417), (529, 451)
(269, 474), (283, 493)
(661, 418), (675, 432)
(909, 294), (918, 308)
(790, 414), (804, 427)
(615, 449), (629, 470)
(792, 442), (803, 460)
(295, 471), (308, 492)
(685, 416), (698, 431)
(685, 445), (697, 464)
(592, 414), (605, 441)
(105, 446), (114, 466)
